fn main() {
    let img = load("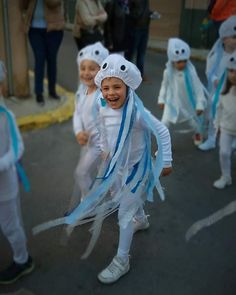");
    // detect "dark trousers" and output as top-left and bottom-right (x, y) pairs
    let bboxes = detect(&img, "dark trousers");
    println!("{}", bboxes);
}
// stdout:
(126, 27), (149, 76)
(28, 28), (63, 96)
